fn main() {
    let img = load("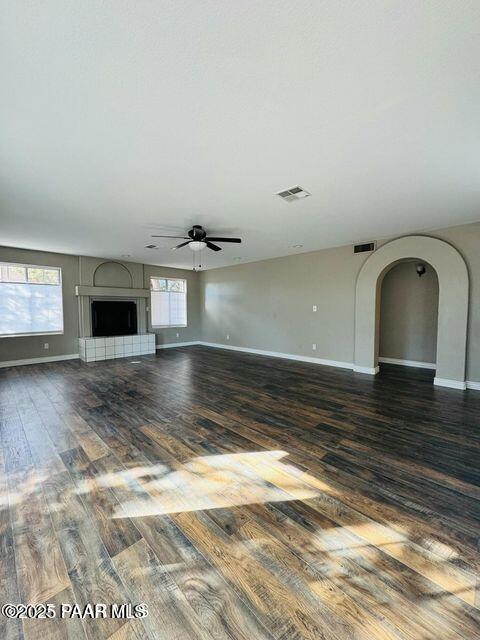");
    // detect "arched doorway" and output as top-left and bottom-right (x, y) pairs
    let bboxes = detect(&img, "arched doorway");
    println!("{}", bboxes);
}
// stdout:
(379, 260), (439, 369)
(354, 236), (469, 388)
